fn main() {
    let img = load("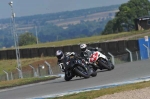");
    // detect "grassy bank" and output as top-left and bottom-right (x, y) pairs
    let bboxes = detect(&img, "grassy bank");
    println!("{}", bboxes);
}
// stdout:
(0, 57), (55, 75)
(20, 30), (149, 48)
(51, 80), (150, 99)
(2, 30), (150, 50)
(0, 76), (59, 89)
